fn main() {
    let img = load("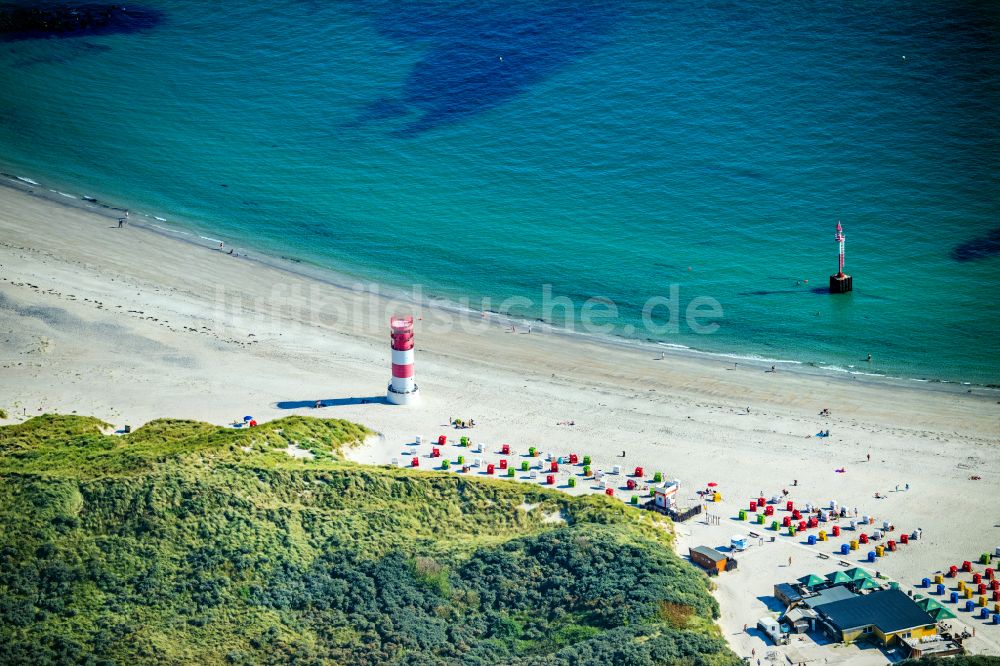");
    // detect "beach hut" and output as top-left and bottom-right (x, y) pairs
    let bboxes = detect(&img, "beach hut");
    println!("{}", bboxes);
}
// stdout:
(653, 480), (680, 509)
(411, 457), (419, 467)
(799, 574), (825, 589)
(827, 571), (852, 585)
(486, 464), (495, 475)
(569, 453), (579, 464)
(689, 546), (734, 575)
(550, 461), (559, 472)
(605, 487), (614, 497)
(501, 443), (510, 455)
(634, 466), (644, 478)
(438, 435), (447, 445)
(499, 459), (507, 470)
(626, 479), (636, 490)
(611, 465), (621, 475)
(546, 474), (554, 485)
